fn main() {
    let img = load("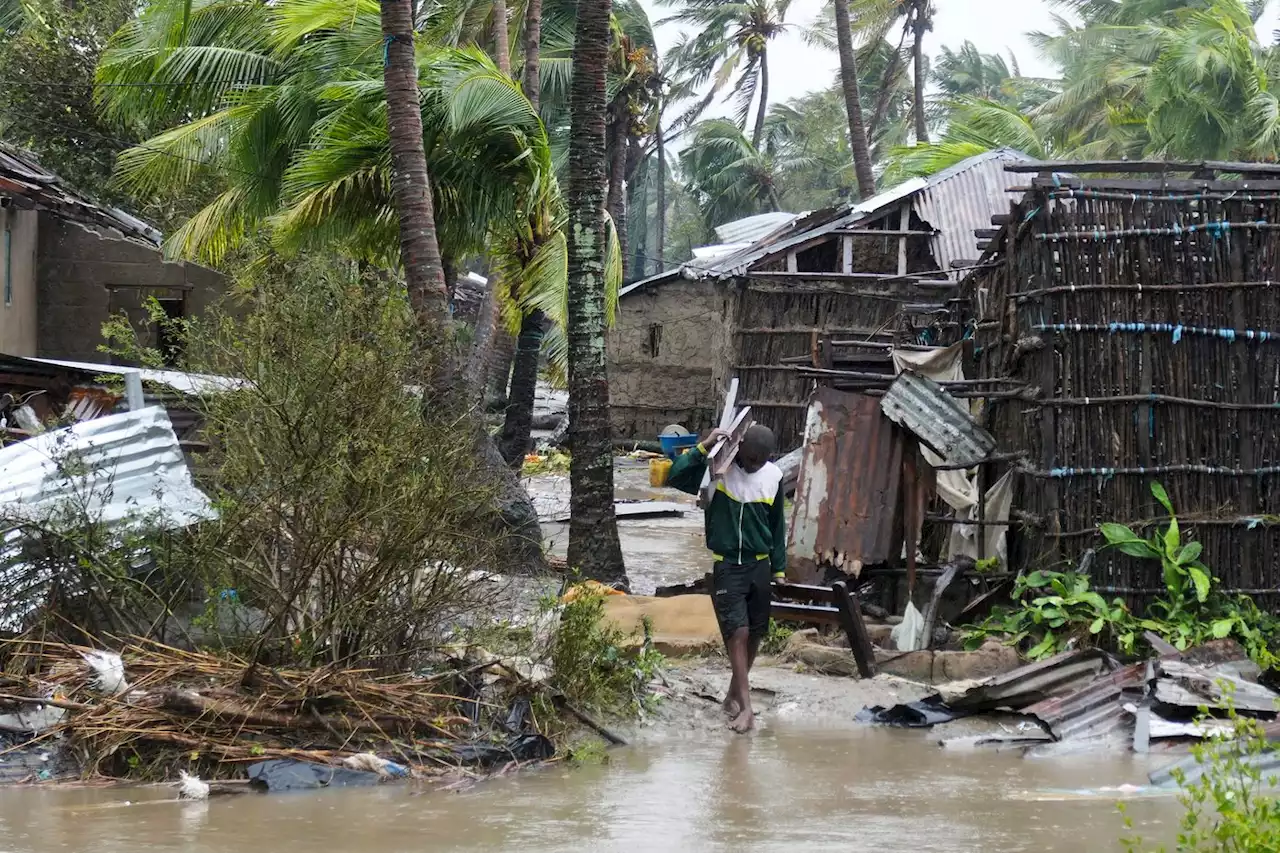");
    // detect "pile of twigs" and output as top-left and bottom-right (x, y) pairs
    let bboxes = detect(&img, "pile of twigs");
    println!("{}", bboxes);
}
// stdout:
(0, 638), (550, 780)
